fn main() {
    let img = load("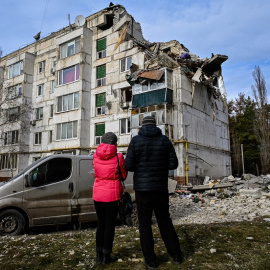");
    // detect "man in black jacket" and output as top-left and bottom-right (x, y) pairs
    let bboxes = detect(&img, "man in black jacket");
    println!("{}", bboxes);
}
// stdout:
(124, 116), (184, 269)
